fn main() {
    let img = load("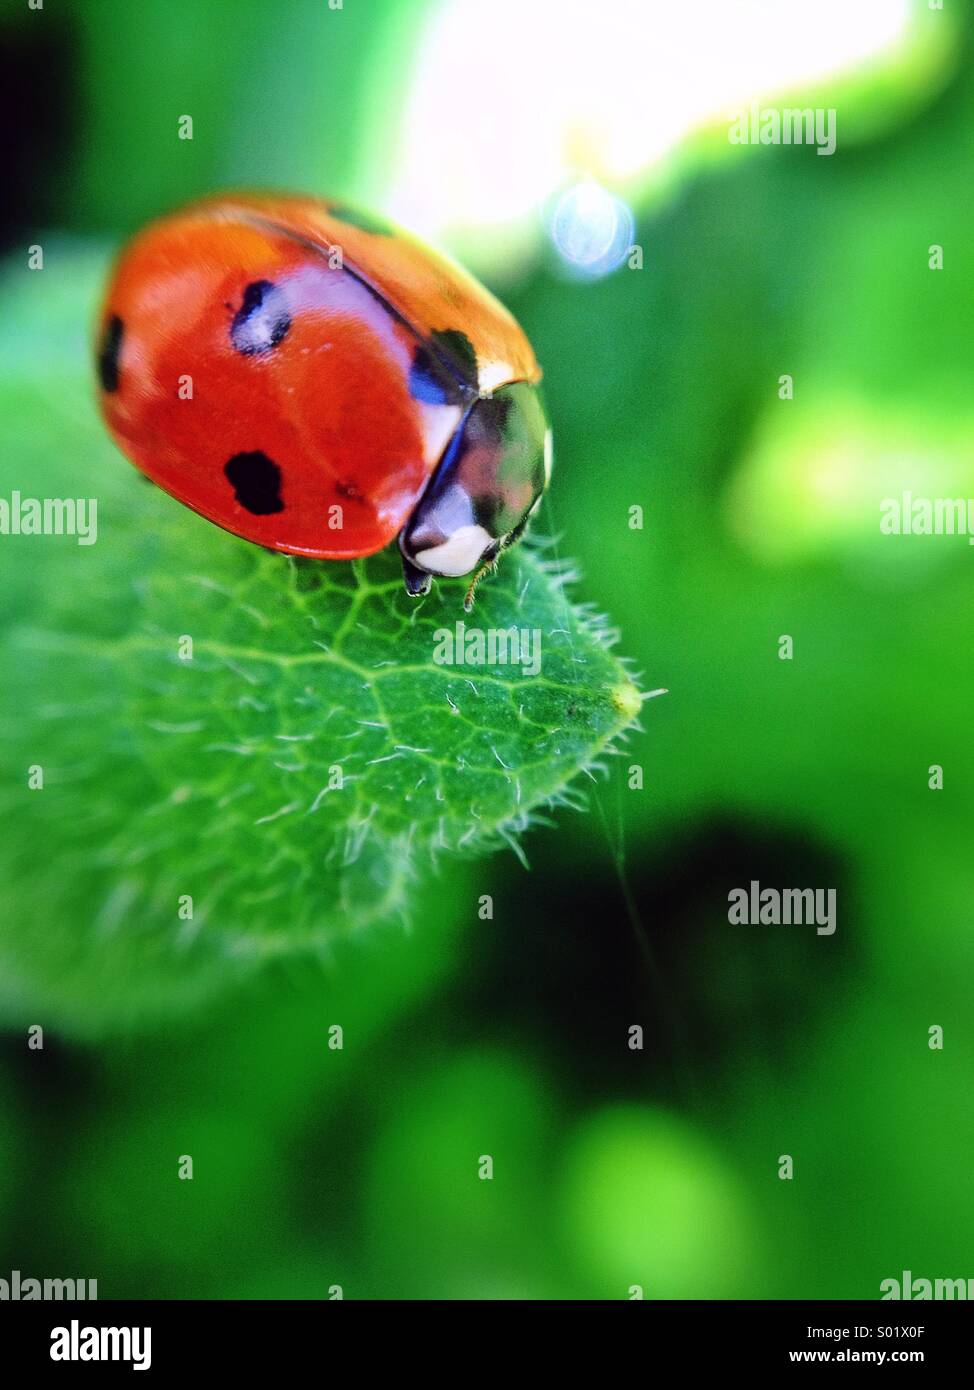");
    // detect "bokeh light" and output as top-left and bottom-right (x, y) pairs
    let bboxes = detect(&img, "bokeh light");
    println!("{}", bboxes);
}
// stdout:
(388, 0), (929, 271)
(727, 396), (974, 574)
(549, 179), (635, 278)
(560, 1106), (759, 1299)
